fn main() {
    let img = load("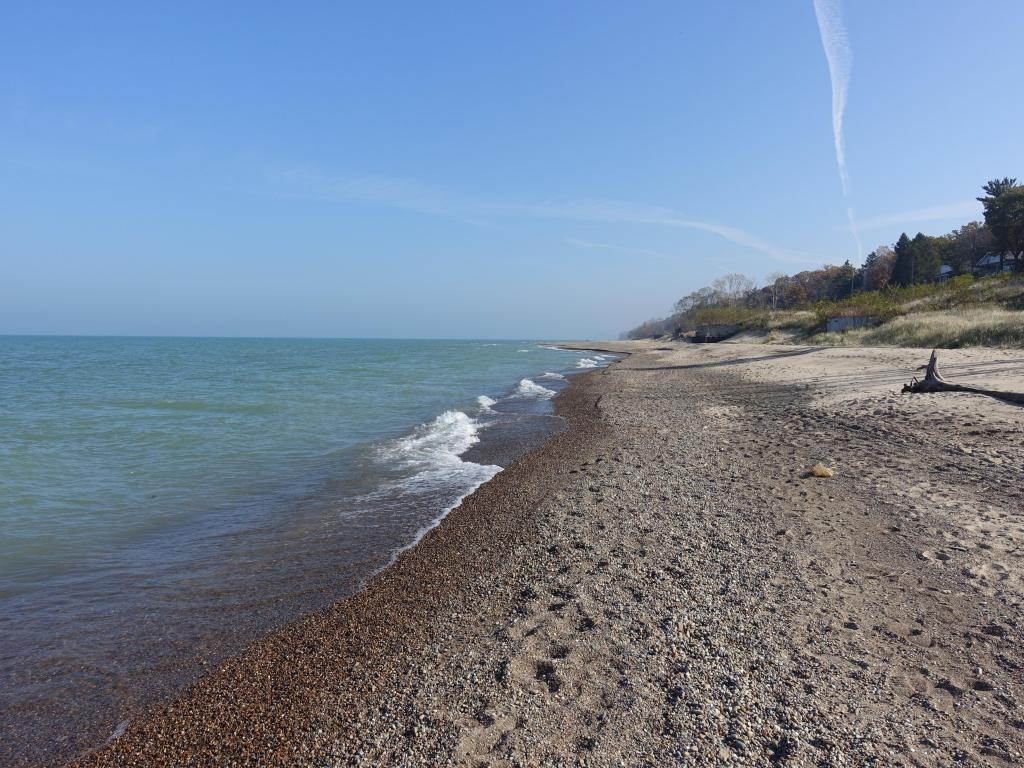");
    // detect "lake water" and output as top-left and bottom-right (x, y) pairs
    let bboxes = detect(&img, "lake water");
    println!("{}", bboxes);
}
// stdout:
(0, 337), (614, 766)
